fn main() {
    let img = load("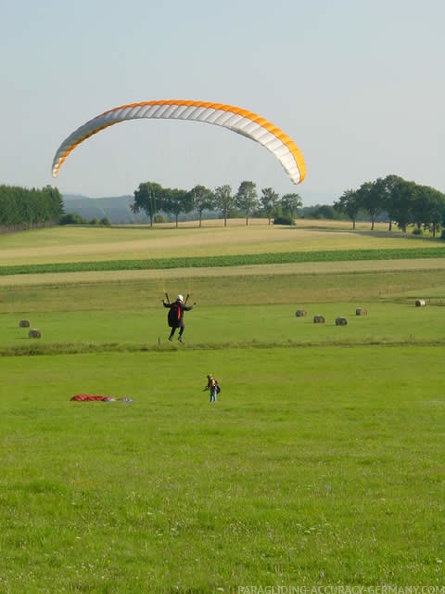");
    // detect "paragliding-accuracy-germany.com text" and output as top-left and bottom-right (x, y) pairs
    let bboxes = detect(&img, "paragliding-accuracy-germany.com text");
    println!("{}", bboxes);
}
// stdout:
(237, 587), (445, 594)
